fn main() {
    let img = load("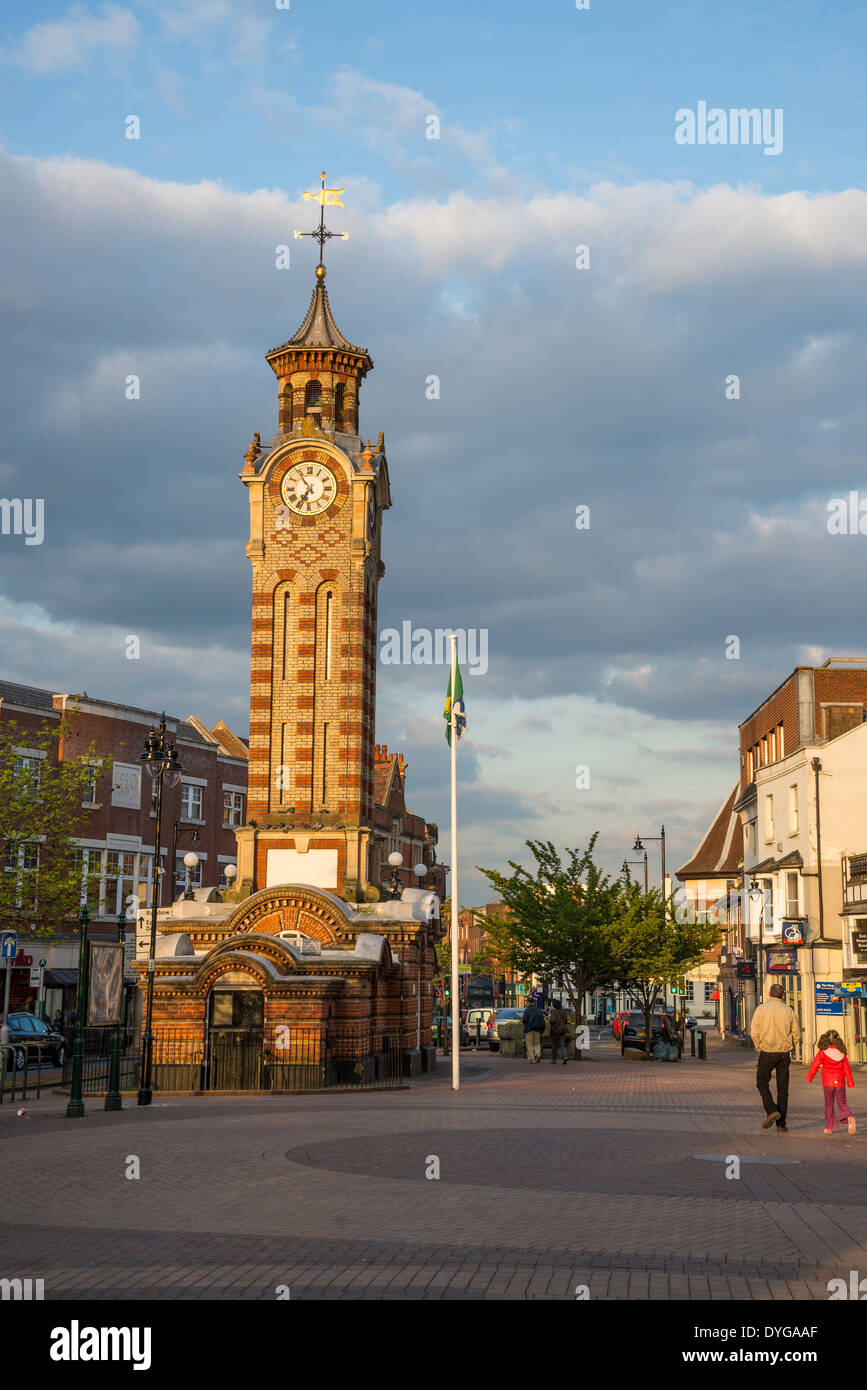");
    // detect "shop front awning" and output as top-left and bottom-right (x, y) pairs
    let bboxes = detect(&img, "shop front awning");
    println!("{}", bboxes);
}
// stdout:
(43, 969), (79, 987)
